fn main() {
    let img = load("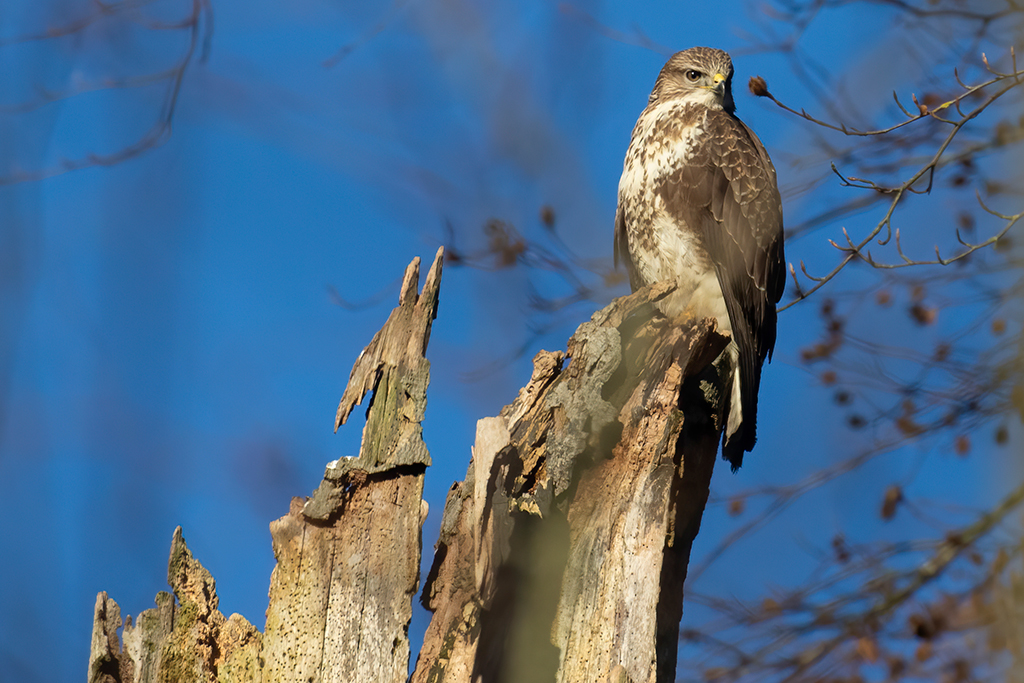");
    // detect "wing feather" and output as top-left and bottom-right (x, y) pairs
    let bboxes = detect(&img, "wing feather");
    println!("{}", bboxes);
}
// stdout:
(653, 110), (784, 468)
(705, 112), (785, 466)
